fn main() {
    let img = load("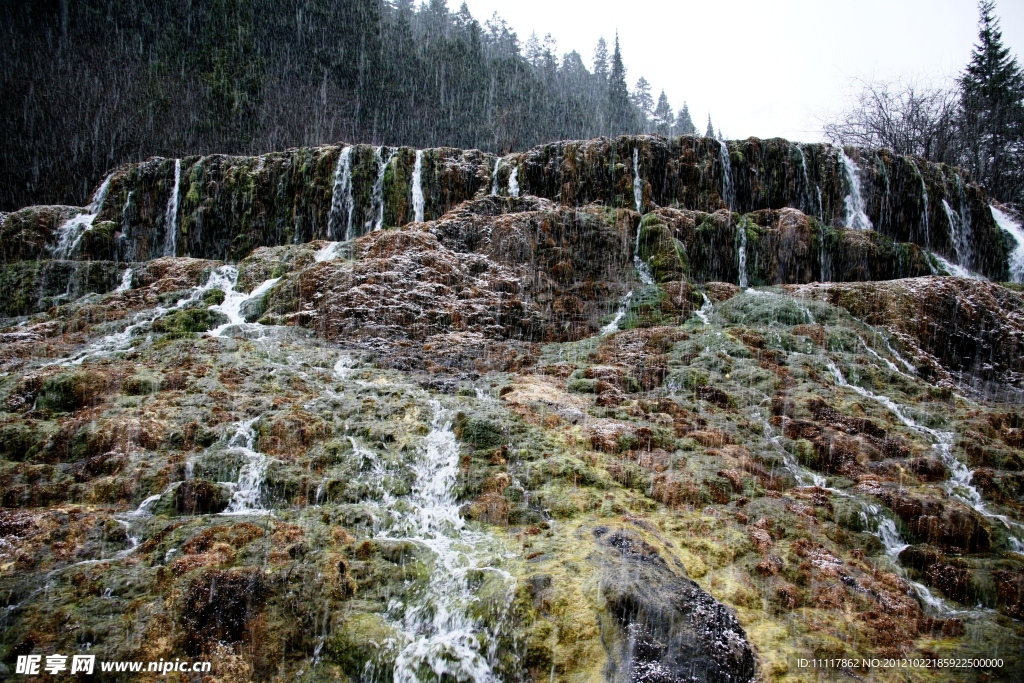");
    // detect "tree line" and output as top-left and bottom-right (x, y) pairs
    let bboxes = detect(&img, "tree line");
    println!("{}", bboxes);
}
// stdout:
(0, 0), (699, 210)
(824, 0), (1024, 206)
